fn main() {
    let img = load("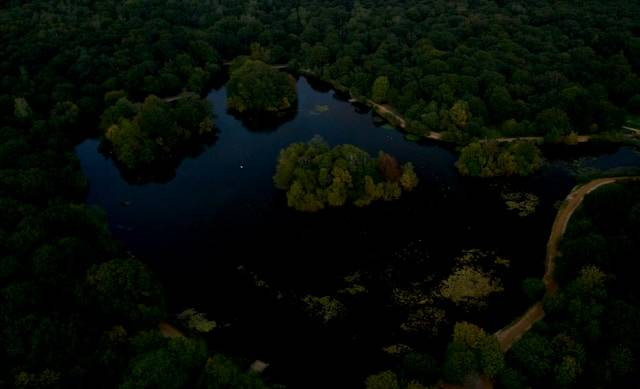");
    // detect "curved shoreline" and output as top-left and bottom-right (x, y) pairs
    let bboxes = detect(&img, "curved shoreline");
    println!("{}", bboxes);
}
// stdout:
(296, 69), (638, 146)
